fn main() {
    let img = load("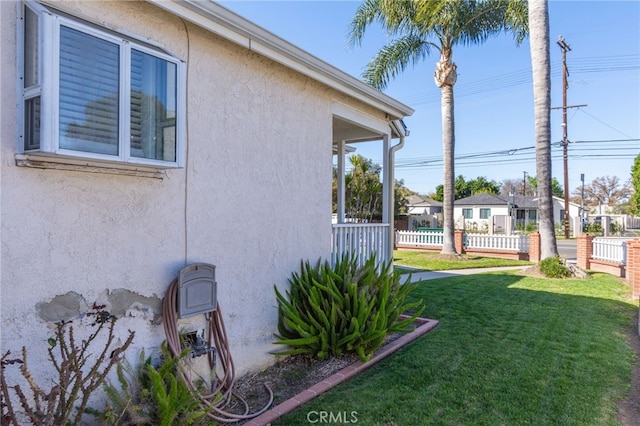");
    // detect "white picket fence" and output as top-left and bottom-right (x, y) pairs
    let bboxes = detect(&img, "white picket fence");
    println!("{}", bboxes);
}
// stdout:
(395, 230), (529, 253)
(395, 230), (443, 248)
(592, 237), (629, 264)
(465, 233), (530, 252)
